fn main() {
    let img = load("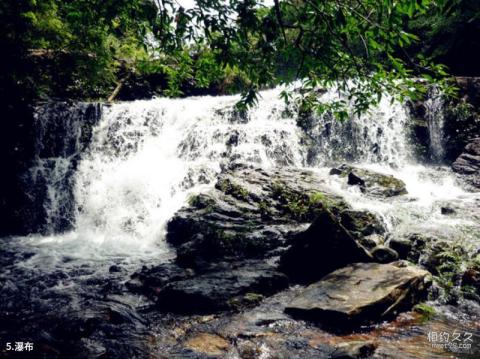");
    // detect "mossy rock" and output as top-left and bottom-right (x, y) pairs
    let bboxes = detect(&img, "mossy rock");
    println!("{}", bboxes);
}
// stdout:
(331, 164), (407, 197)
